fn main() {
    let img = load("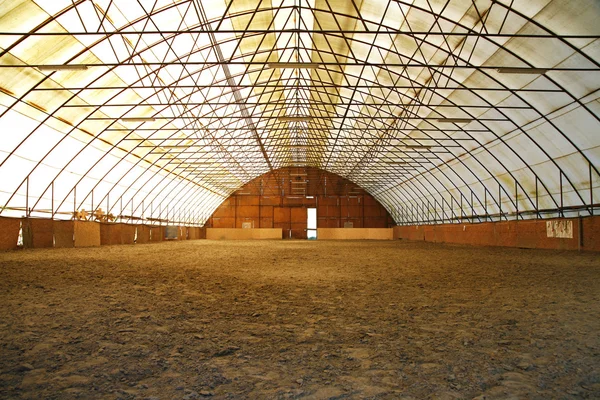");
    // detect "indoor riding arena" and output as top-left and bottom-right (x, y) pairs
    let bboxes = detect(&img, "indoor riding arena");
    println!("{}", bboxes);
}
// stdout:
(0, 1), (599, 399)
